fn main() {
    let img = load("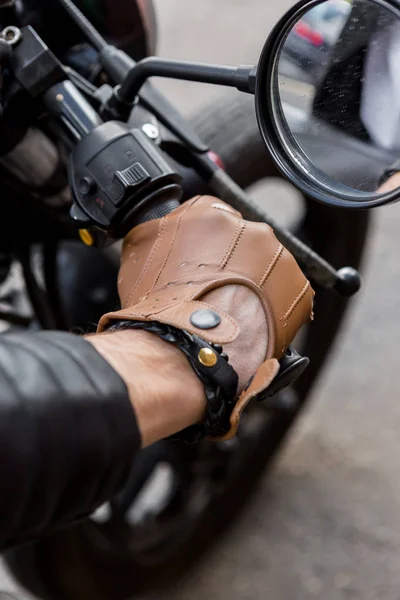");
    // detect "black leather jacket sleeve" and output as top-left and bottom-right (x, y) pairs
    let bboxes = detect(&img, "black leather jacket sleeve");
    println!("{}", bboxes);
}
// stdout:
(0, 330), (141, 551)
